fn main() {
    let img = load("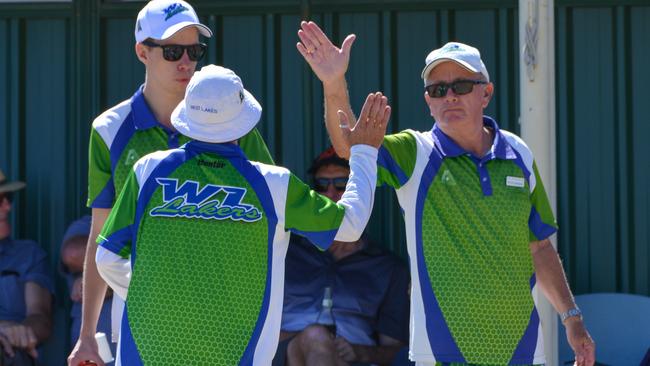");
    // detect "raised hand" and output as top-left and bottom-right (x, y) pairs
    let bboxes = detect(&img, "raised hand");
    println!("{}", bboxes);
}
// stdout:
(340, 92), (391, 148)
(296, 21), (355, 85)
